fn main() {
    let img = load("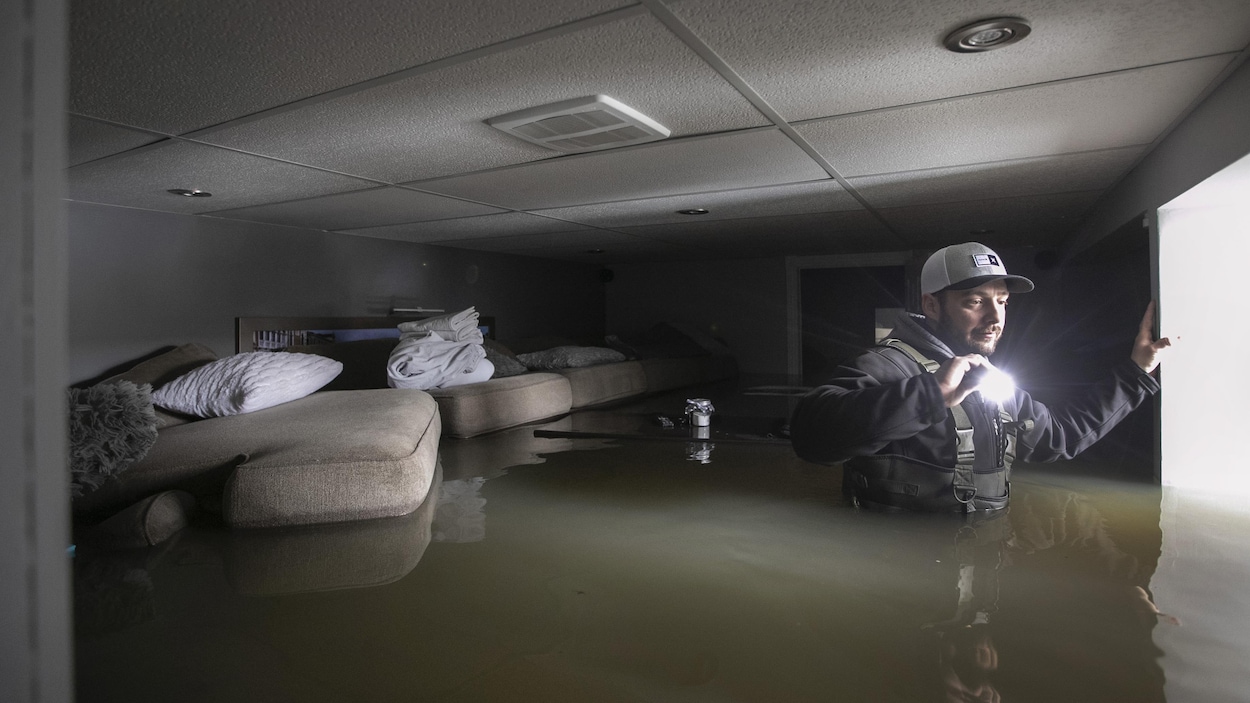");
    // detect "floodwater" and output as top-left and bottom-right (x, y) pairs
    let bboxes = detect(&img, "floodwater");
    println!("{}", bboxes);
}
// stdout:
(72, 409), (1250, 703)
